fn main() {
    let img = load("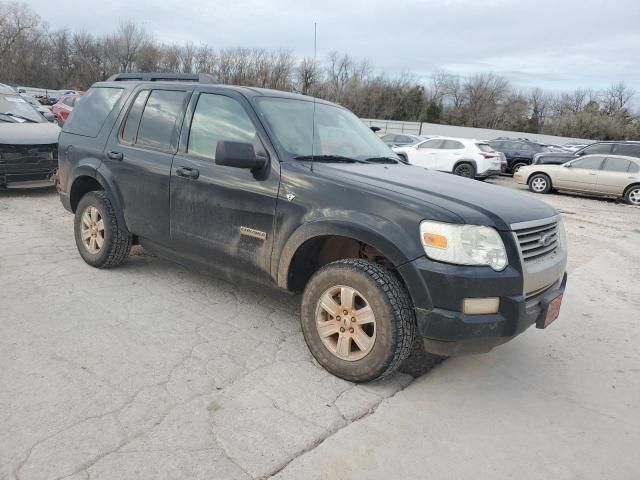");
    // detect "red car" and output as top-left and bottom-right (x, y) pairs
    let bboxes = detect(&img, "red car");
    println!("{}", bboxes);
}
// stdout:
(51, 93), (83, 125)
